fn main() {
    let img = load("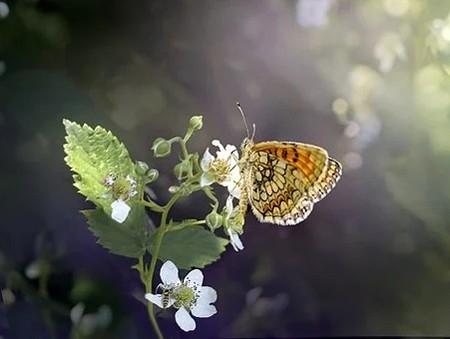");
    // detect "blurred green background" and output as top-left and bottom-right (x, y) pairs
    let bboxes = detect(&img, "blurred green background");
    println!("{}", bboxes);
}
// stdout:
(1, 0), (450, 337)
